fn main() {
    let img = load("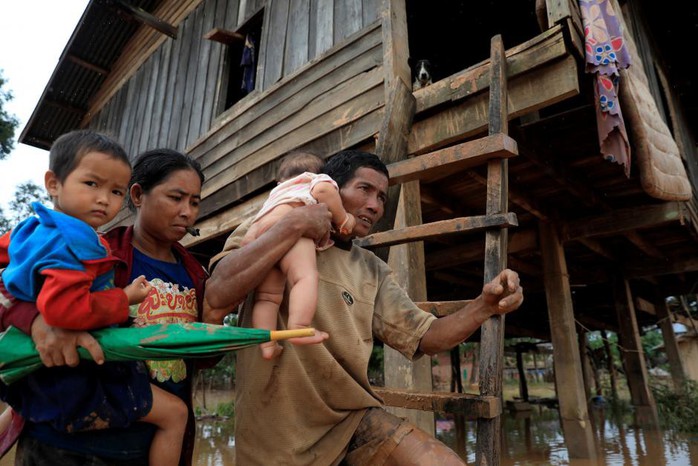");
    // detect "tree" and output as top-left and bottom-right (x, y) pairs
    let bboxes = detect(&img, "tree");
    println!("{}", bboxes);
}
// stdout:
(0, 69), (19, 159)
(0, 182), (50, 235)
